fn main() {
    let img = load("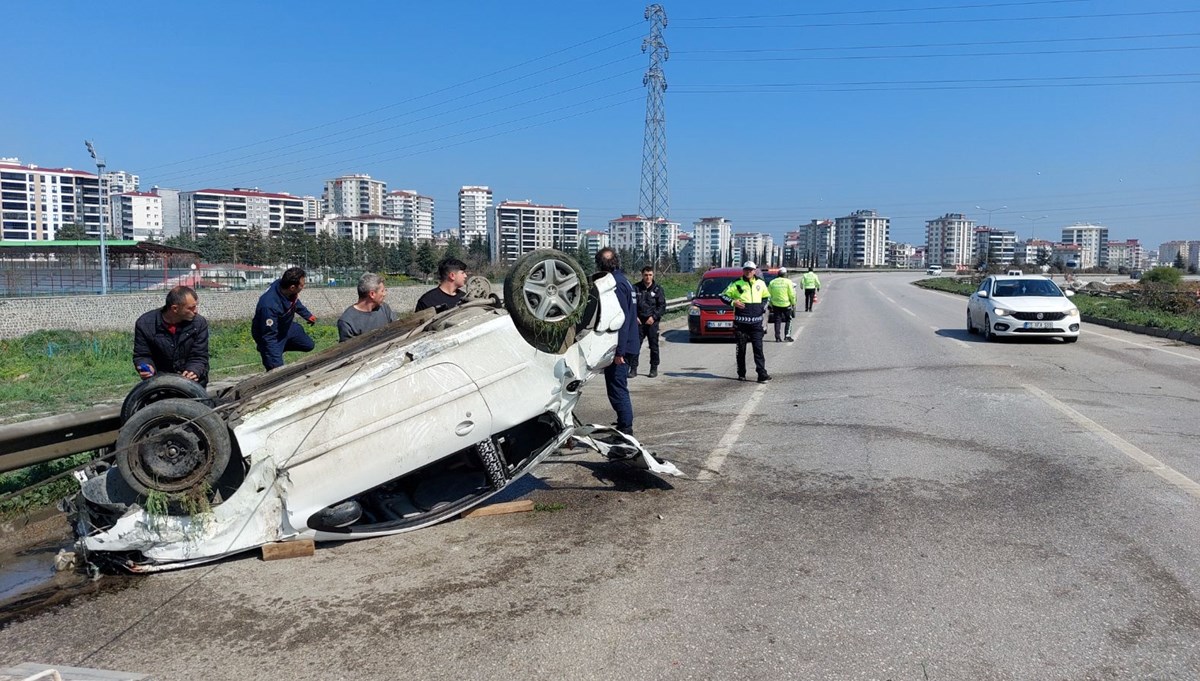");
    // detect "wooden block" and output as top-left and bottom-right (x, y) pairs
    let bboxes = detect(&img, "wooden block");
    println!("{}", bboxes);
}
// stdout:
(261, 538), (315, 561)
(460, 499), (534, 519)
